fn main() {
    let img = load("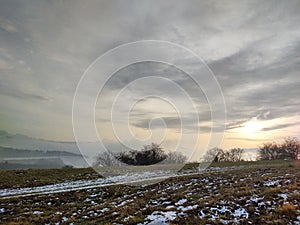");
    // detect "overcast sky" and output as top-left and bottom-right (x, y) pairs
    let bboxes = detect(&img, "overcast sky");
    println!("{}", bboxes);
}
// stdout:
(0, 0), (299, 158)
